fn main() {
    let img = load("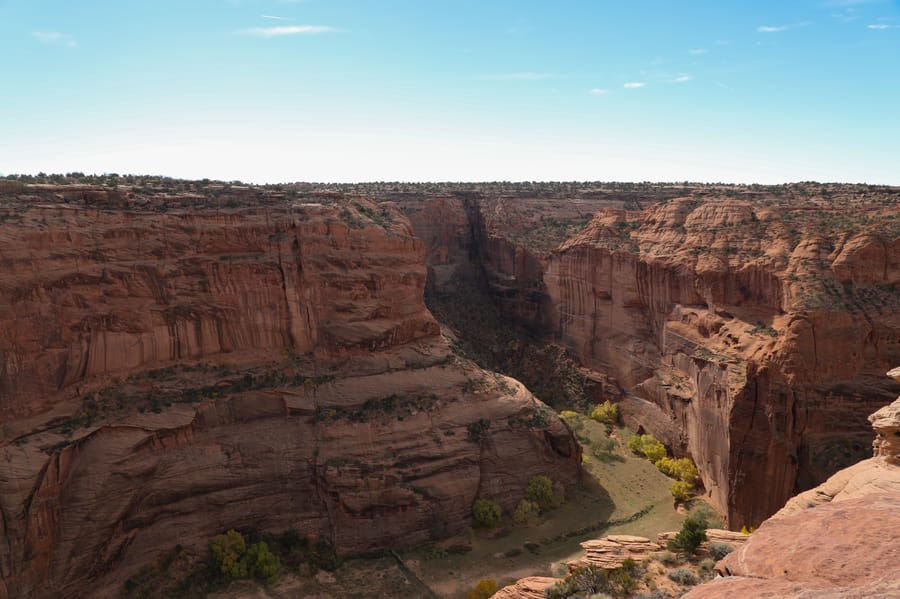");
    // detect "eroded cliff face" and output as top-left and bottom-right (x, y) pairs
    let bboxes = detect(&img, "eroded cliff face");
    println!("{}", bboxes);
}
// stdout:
(403, 188), (900, 527)
(0, 190), (580, 599)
